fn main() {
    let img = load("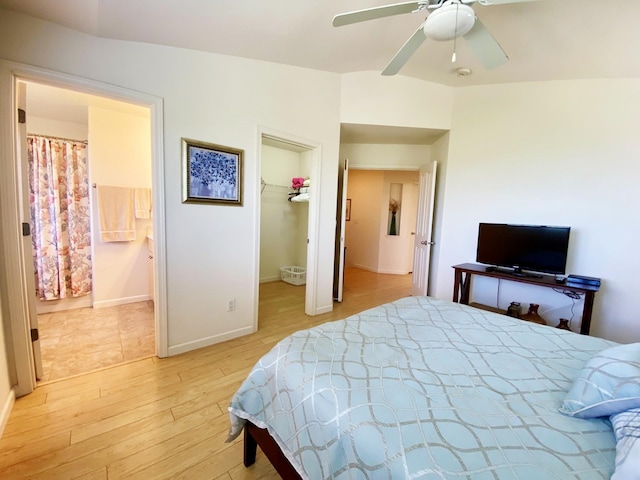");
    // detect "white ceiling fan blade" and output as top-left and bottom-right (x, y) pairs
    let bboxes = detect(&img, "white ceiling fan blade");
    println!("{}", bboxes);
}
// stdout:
(477, 0), (537, 5)
(333, 1), (421, 27)
(463, 17), (508, 69)
(382, 23), (427, 76)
